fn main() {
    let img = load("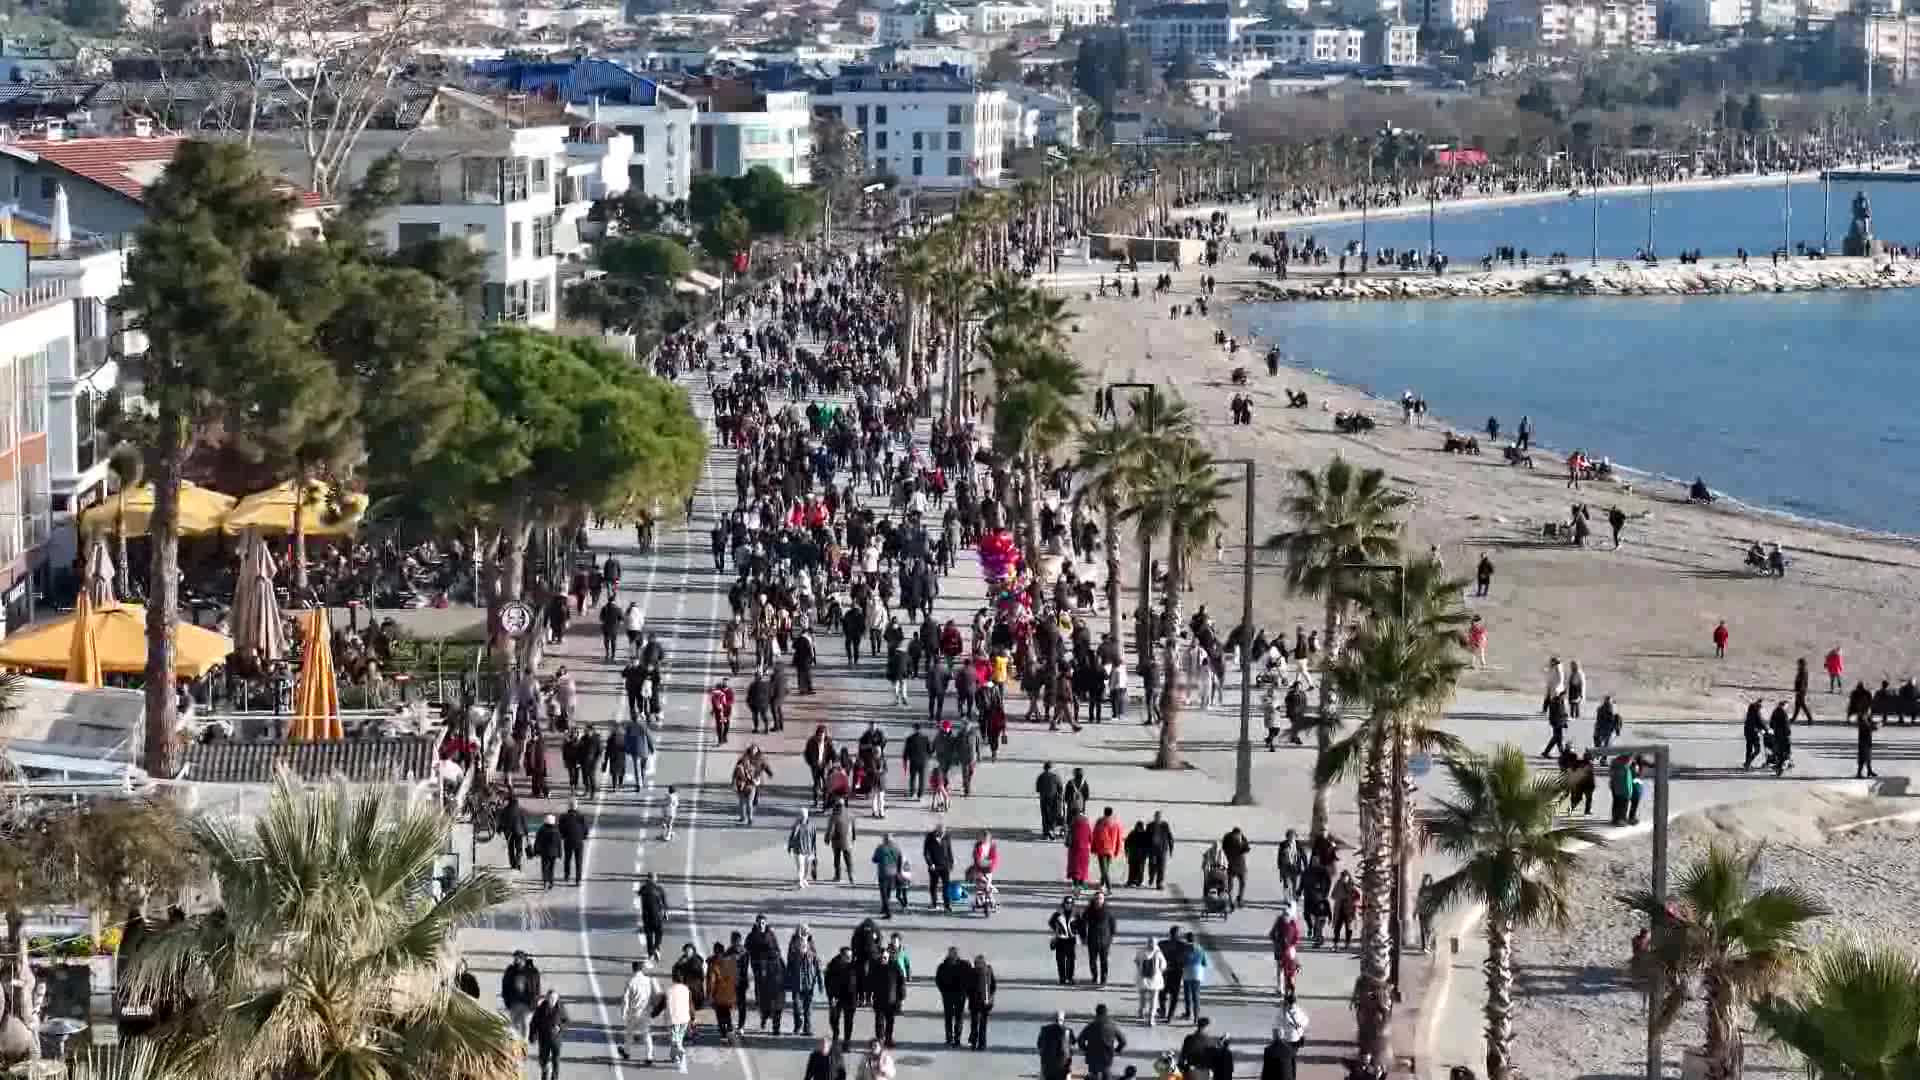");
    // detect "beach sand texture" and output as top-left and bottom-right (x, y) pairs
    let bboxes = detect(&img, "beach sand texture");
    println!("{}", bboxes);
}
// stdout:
(1058, 266), (1920, 718)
